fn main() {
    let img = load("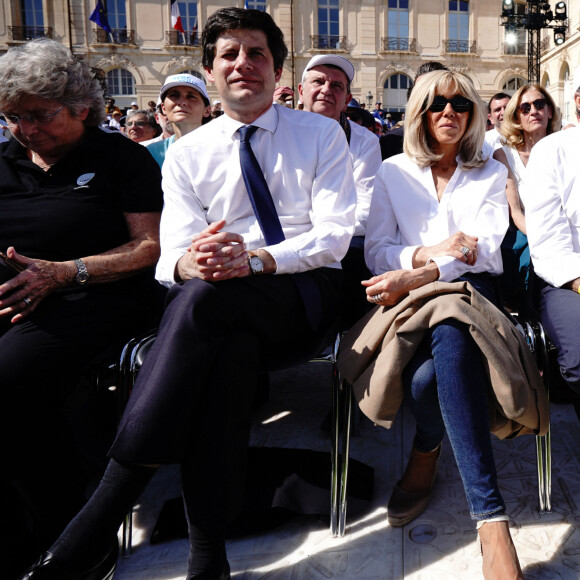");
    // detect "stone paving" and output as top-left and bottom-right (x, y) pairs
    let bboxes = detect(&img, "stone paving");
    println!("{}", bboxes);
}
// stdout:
(113, 361), (580, 579)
